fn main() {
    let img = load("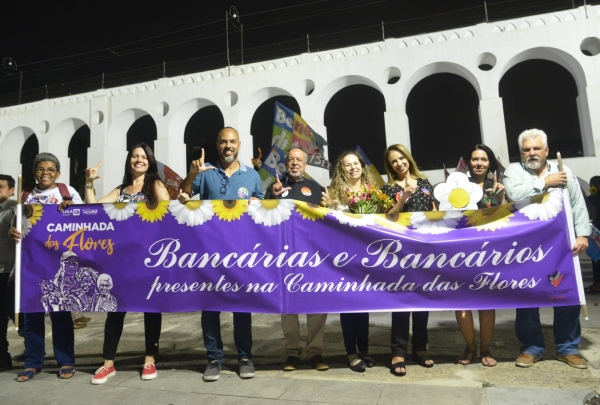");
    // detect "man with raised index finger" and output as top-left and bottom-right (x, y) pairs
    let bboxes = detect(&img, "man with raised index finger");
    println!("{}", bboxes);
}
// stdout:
(502, 128), (590, 370)
(265, 146), (328, 371)
(180, 127), (263, 382)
